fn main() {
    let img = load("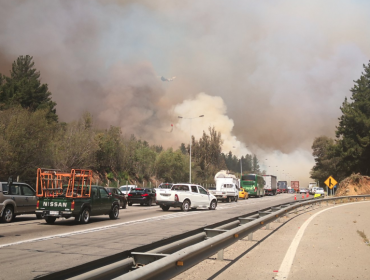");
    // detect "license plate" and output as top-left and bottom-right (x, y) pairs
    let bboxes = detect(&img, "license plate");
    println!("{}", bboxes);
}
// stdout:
(50, 211), (59, 215)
